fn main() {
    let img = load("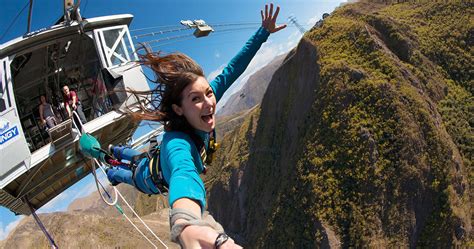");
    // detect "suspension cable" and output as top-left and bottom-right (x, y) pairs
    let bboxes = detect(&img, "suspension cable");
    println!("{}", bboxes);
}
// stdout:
(131, 22), (261, 34)
(130, 24), (182, 32)
(148, 26), (259, 50)
(132, 27), (191, 39)
(0, 1), (30, 41)
(140, 25), (262, 49)
(130, 22), (261, 40)
(138, 24), (307, 50)
(209, 22), (261, 28)
(137, 33), (194, 46)
(138, 25), (259, 46)
(72, 111), (168, 248)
